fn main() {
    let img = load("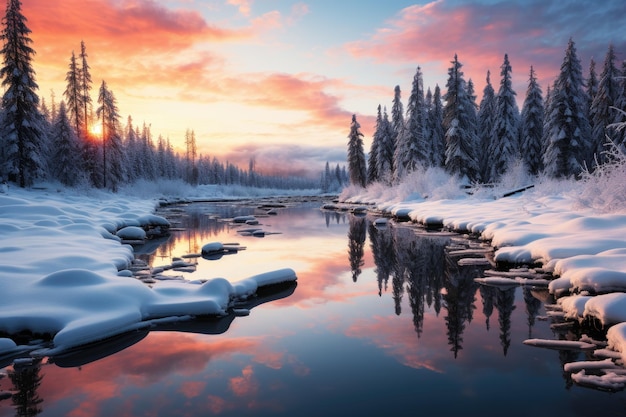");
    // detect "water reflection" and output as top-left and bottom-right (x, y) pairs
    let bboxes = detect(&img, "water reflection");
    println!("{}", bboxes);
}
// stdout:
(1, 202), (625, 417)
(347, 215), (366, 283)
(7, 360), (43, 417)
